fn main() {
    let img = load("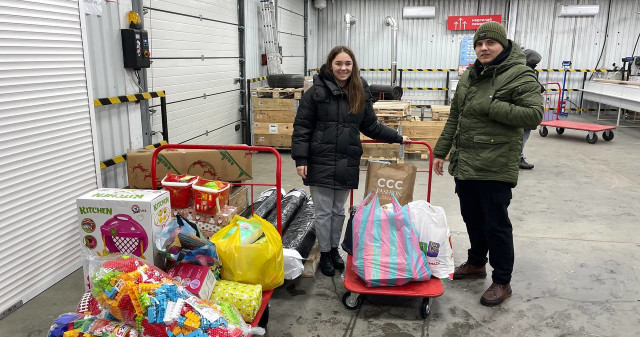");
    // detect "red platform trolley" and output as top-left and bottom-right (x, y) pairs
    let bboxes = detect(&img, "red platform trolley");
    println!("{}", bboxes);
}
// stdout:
(151, 144), (283, 331)
(341, 141), (444, 318)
